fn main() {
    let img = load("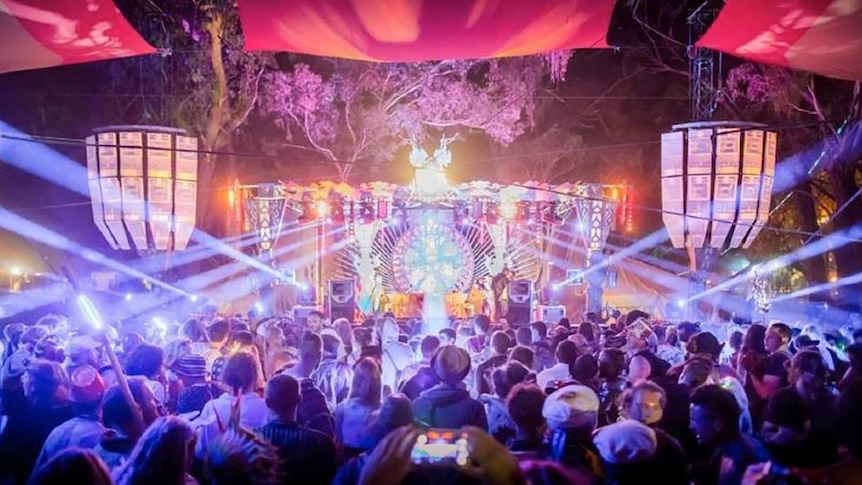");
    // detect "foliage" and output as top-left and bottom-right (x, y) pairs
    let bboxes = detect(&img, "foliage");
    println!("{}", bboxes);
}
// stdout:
(258, 57), (546, 181)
